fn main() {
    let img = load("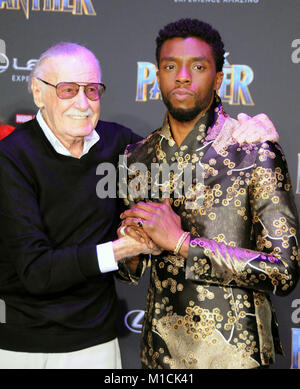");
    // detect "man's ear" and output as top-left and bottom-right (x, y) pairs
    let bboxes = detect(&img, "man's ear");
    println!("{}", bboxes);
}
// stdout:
(31, 78), (45, 109)
(214, 71), (224, 92)
(156, 68), (161, 90)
